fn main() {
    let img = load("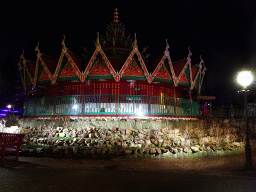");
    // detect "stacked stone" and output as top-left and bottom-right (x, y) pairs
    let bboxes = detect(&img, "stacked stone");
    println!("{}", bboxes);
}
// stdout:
(20, 124), (245, 158)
